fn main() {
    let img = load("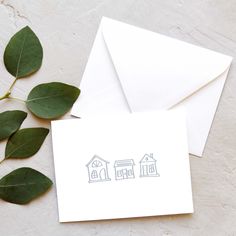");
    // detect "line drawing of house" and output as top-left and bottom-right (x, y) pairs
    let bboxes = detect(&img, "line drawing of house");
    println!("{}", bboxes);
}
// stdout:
(140, 153), (159, 177)
(114, 159), (135, 180)
(86, 155), (111, 183)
